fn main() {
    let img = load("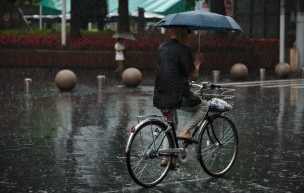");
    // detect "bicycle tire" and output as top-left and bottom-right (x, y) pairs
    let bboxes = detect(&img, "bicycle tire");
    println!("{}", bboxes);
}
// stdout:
(126, 119), (174, 187)
(197, 114), (238, 177)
